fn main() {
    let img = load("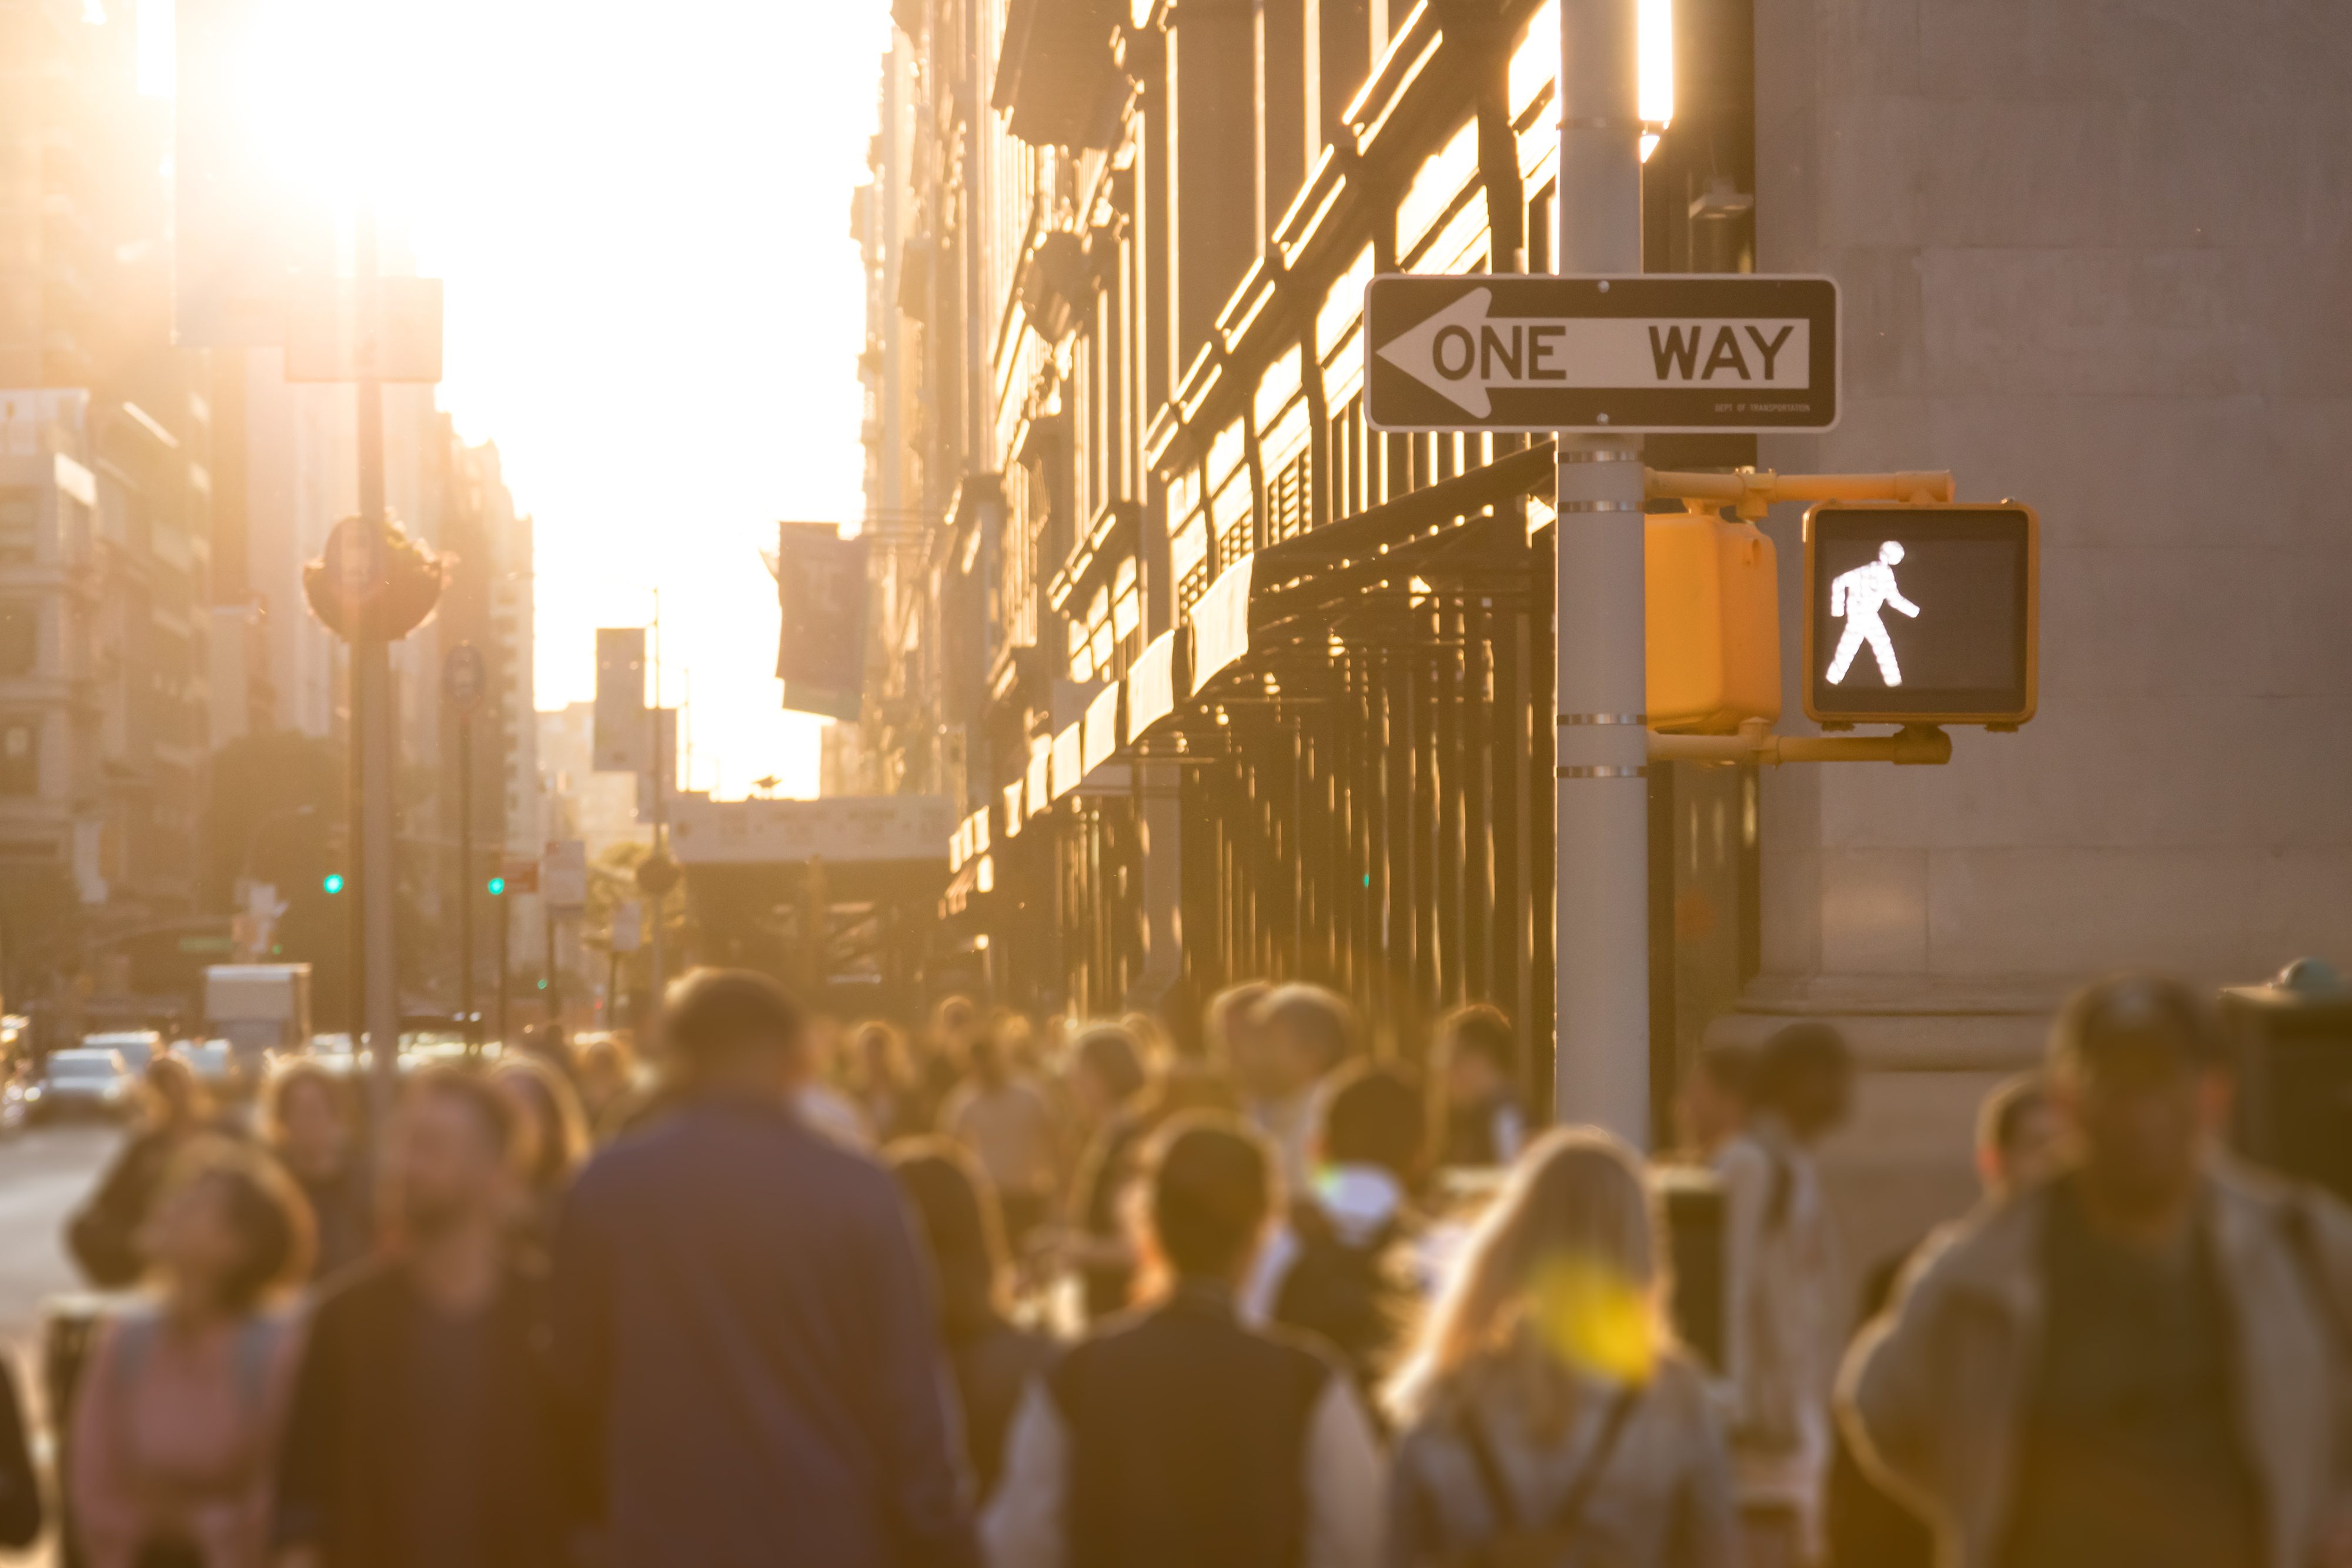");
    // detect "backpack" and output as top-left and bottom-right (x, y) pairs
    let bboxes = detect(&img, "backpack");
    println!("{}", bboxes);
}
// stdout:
(1455, 1388), (1639, 1568)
